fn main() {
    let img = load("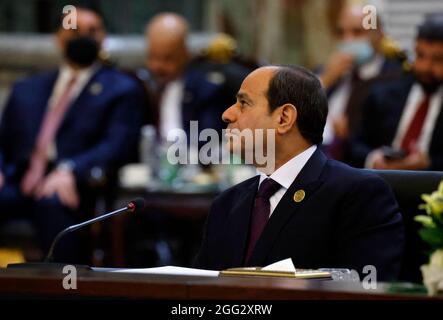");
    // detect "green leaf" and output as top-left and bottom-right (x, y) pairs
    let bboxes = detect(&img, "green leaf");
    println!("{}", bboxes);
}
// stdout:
(418, 227), (443, 248)
(414, 215), (436, 227)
